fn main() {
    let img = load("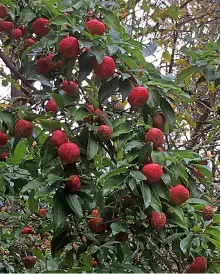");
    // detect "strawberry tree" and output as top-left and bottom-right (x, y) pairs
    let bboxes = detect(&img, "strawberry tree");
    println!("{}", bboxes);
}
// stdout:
(0, 0), (219, 273)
